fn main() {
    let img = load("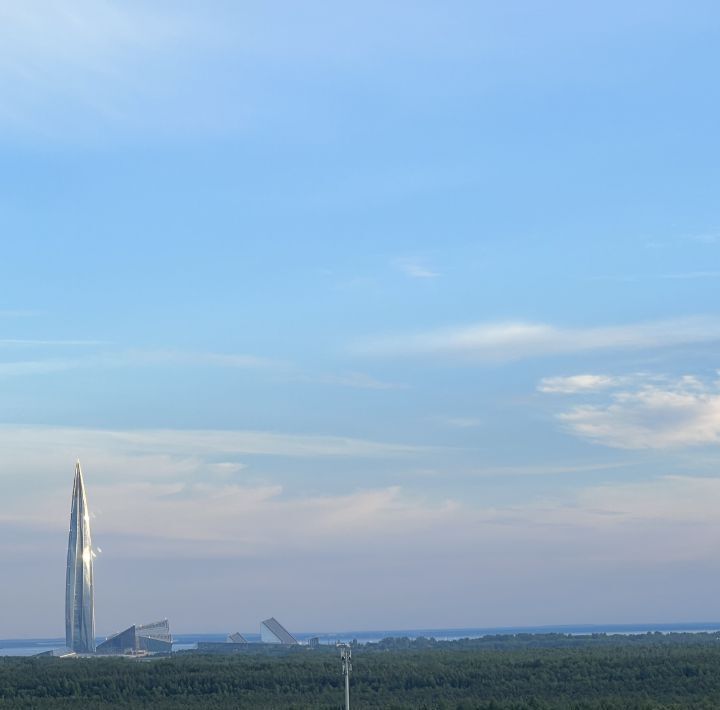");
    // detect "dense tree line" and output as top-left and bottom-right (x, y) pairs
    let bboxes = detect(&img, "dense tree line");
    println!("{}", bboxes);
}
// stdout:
(3, 633), (720, 708)
(370, 630), (720, 651)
